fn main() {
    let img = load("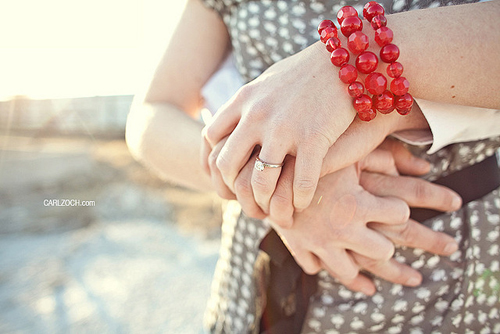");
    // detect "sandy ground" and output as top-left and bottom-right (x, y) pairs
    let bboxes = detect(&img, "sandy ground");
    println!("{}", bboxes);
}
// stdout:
(0, 135), (224, 334)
